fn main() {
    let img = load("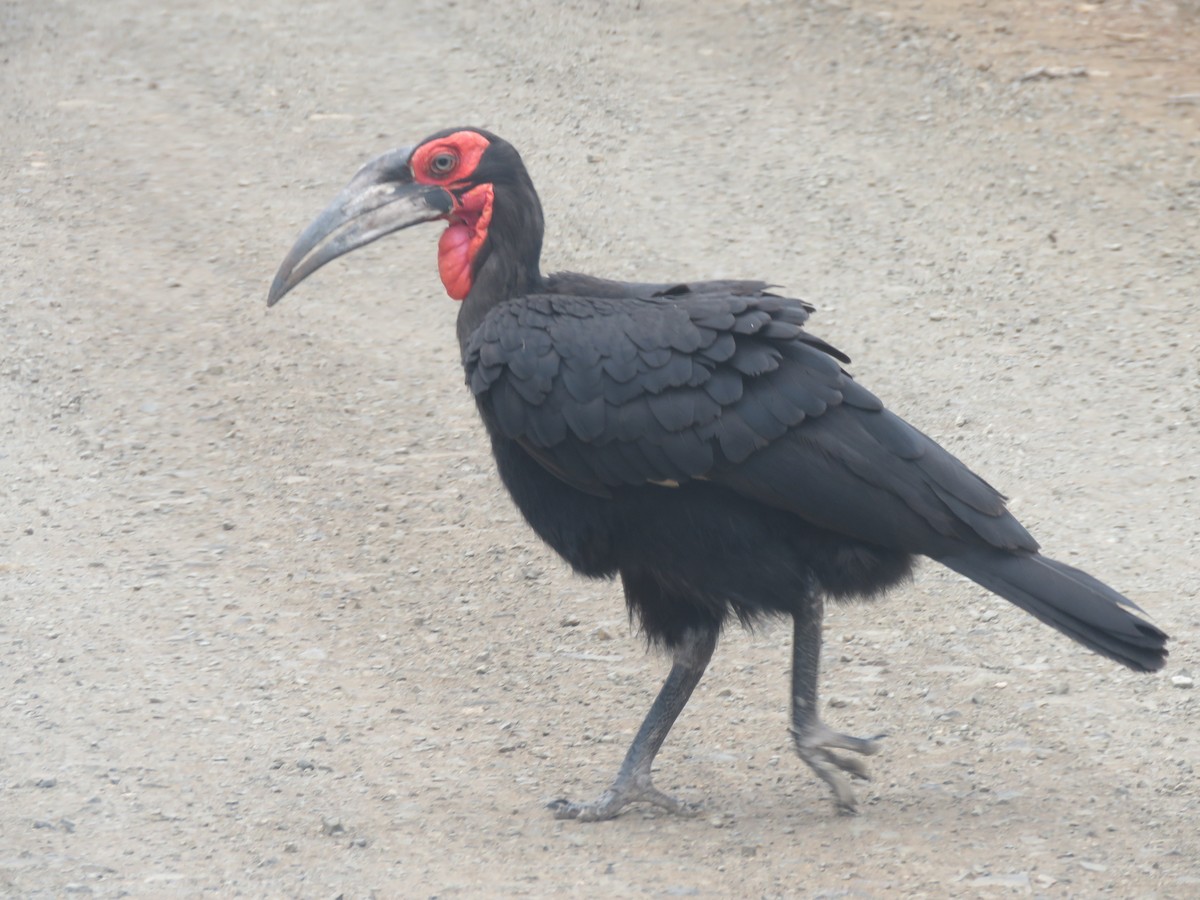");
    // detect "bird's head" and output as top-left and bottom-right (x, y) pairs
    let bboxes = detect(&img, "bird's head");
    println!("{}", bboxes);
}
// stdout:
(267, 128), (543, 308)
